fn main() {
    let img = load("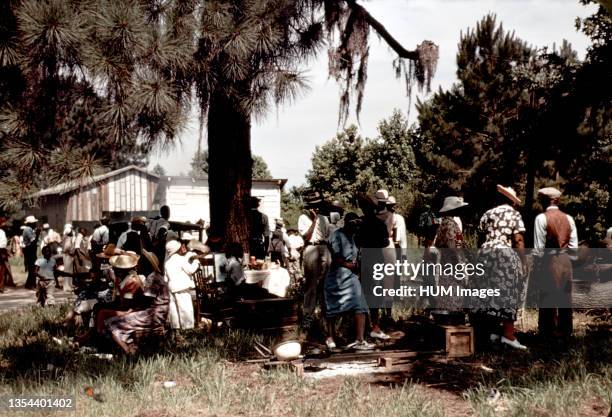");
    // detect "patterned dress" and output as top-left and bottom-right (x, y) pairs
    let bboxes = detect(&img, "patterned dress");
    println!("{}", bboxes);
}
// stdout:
(434, 217), (468, 311)
(105, 272), (169, 350)
(478, 204), (526, 320)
